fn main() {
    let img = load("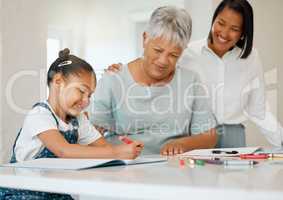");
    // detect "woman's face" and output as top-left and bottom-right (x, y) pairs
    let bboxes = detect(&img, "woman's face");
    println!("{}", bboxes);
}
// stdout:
(142, 33), (183, 82)
(59, 71), (95, 117)
(209, 6), (243, 57)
